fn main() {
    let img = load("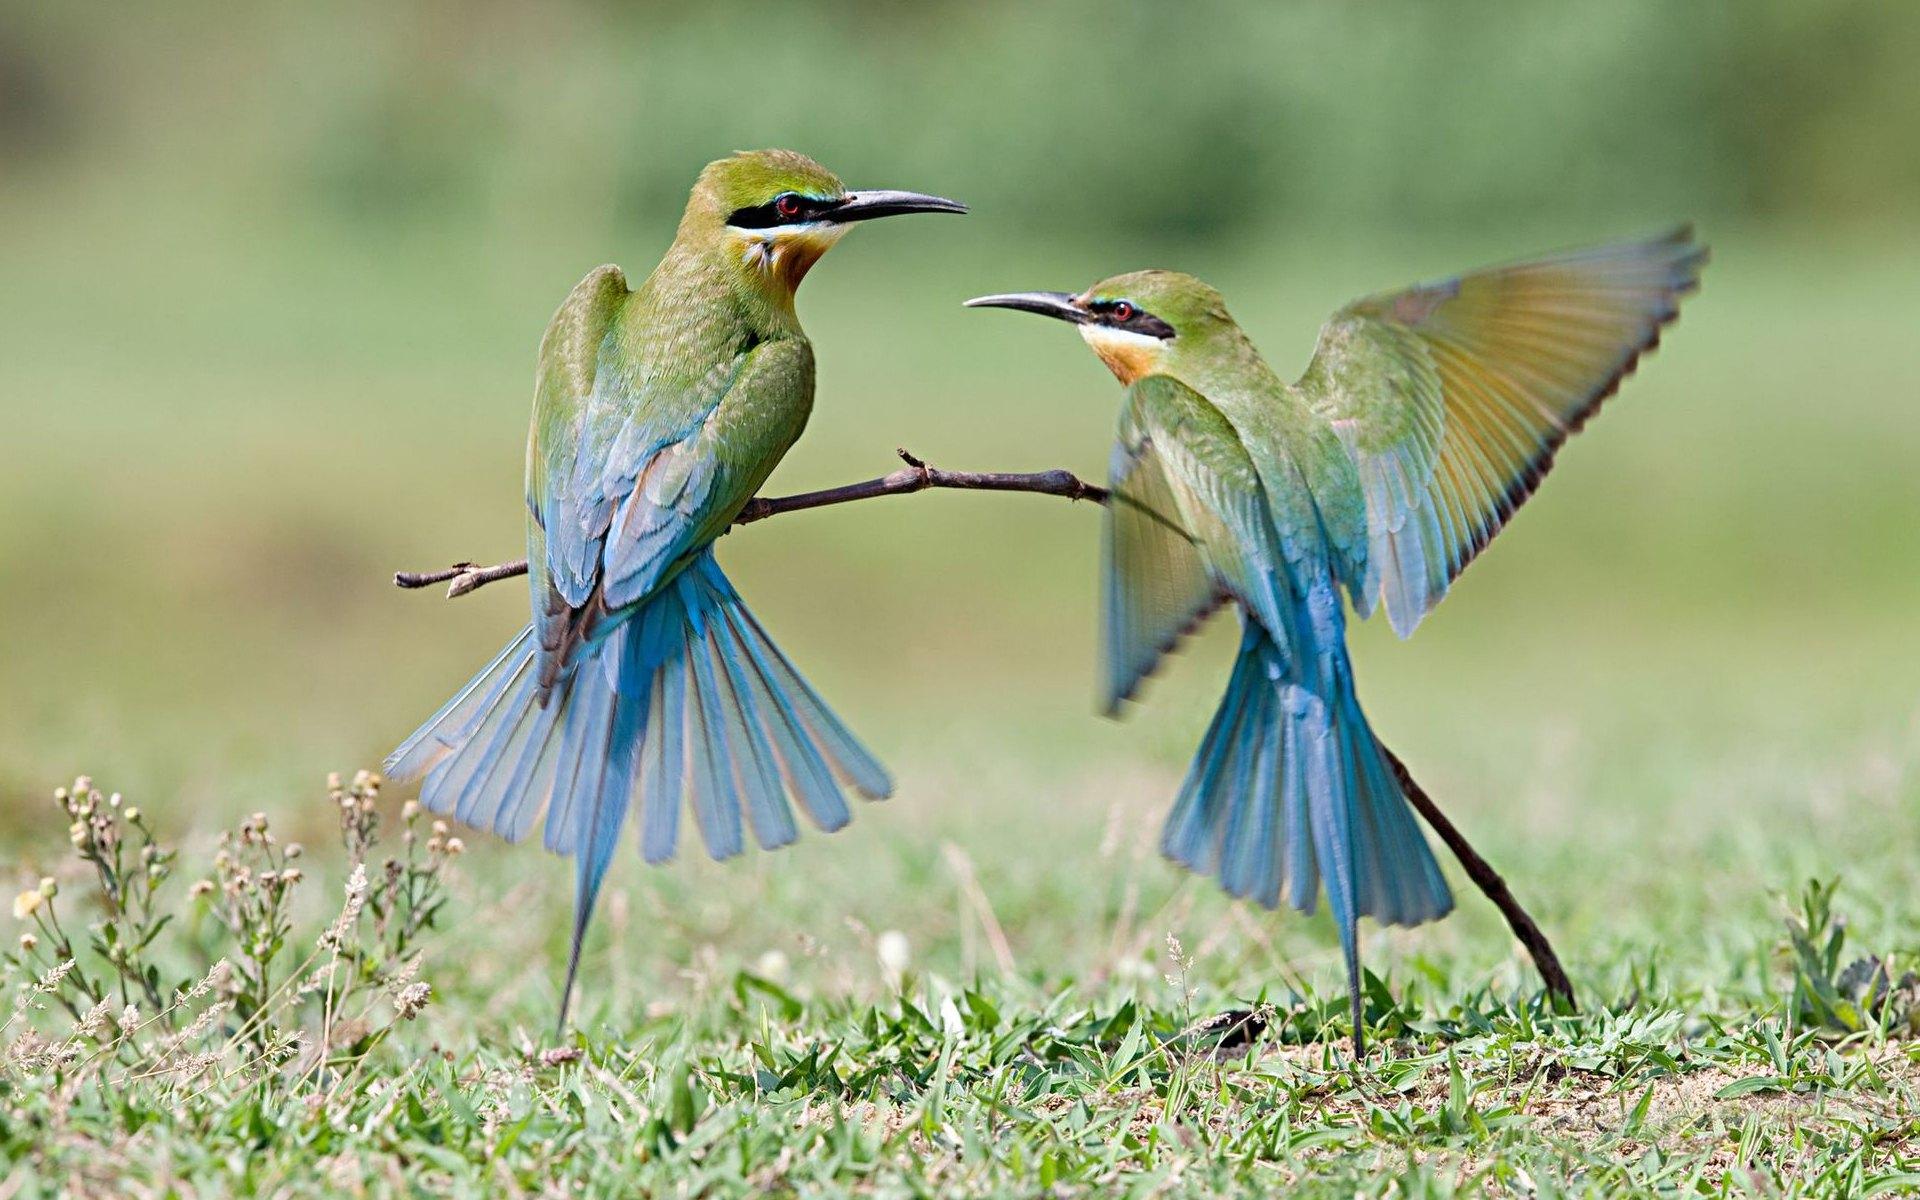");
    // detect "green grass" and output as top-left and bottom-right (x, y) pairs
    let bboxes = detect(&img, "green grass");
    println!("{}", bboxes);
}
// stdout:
(3, 769), (1918, 1196)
